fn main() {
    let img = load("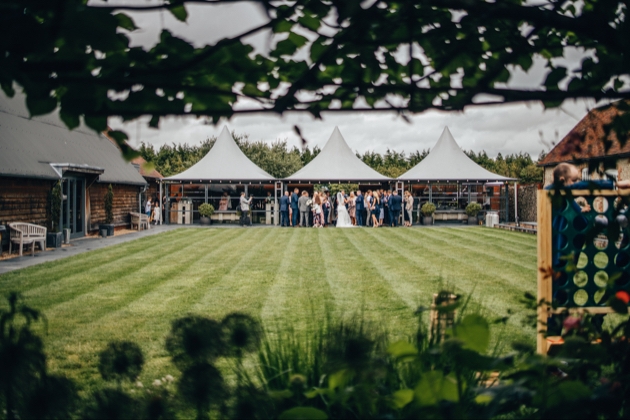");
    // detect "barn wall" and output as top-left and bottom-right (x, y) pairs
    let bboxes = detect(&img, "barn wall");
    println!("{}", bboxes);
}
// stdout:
(87, 183), (141, 230)
(0, 176), (53, 226)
